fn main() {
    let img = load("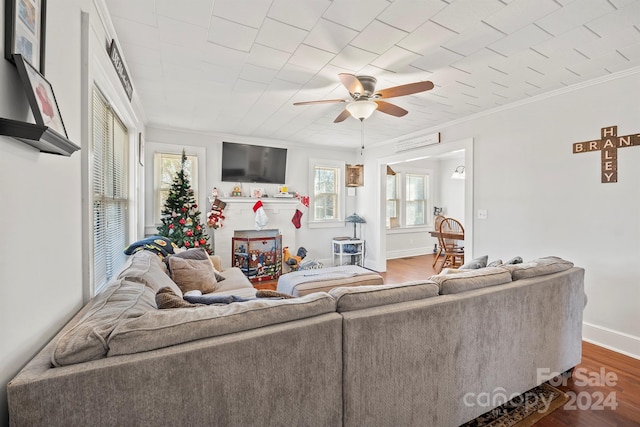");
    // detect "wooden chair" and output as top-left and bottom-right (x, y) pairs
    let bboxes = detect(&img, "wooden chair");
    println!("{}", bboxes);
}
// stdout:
(436, 218), (465, 272)
(431, 215), (447, 268)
